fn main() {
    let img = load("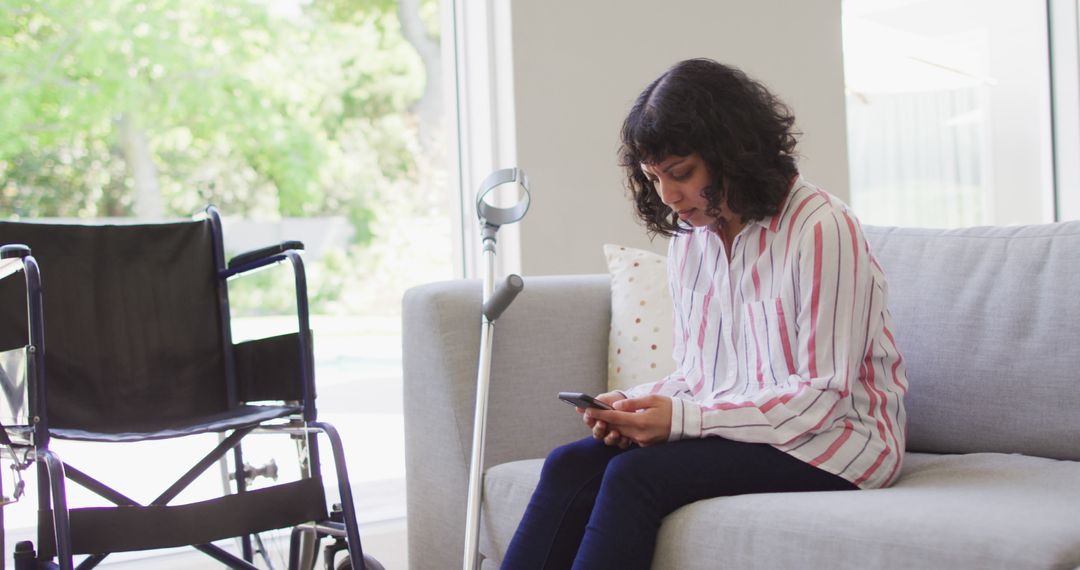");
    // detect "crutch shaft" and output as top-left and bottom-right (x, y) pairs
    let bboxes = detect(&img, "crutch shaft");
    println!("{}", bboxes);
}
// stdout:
(463, 318), (495, 570)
